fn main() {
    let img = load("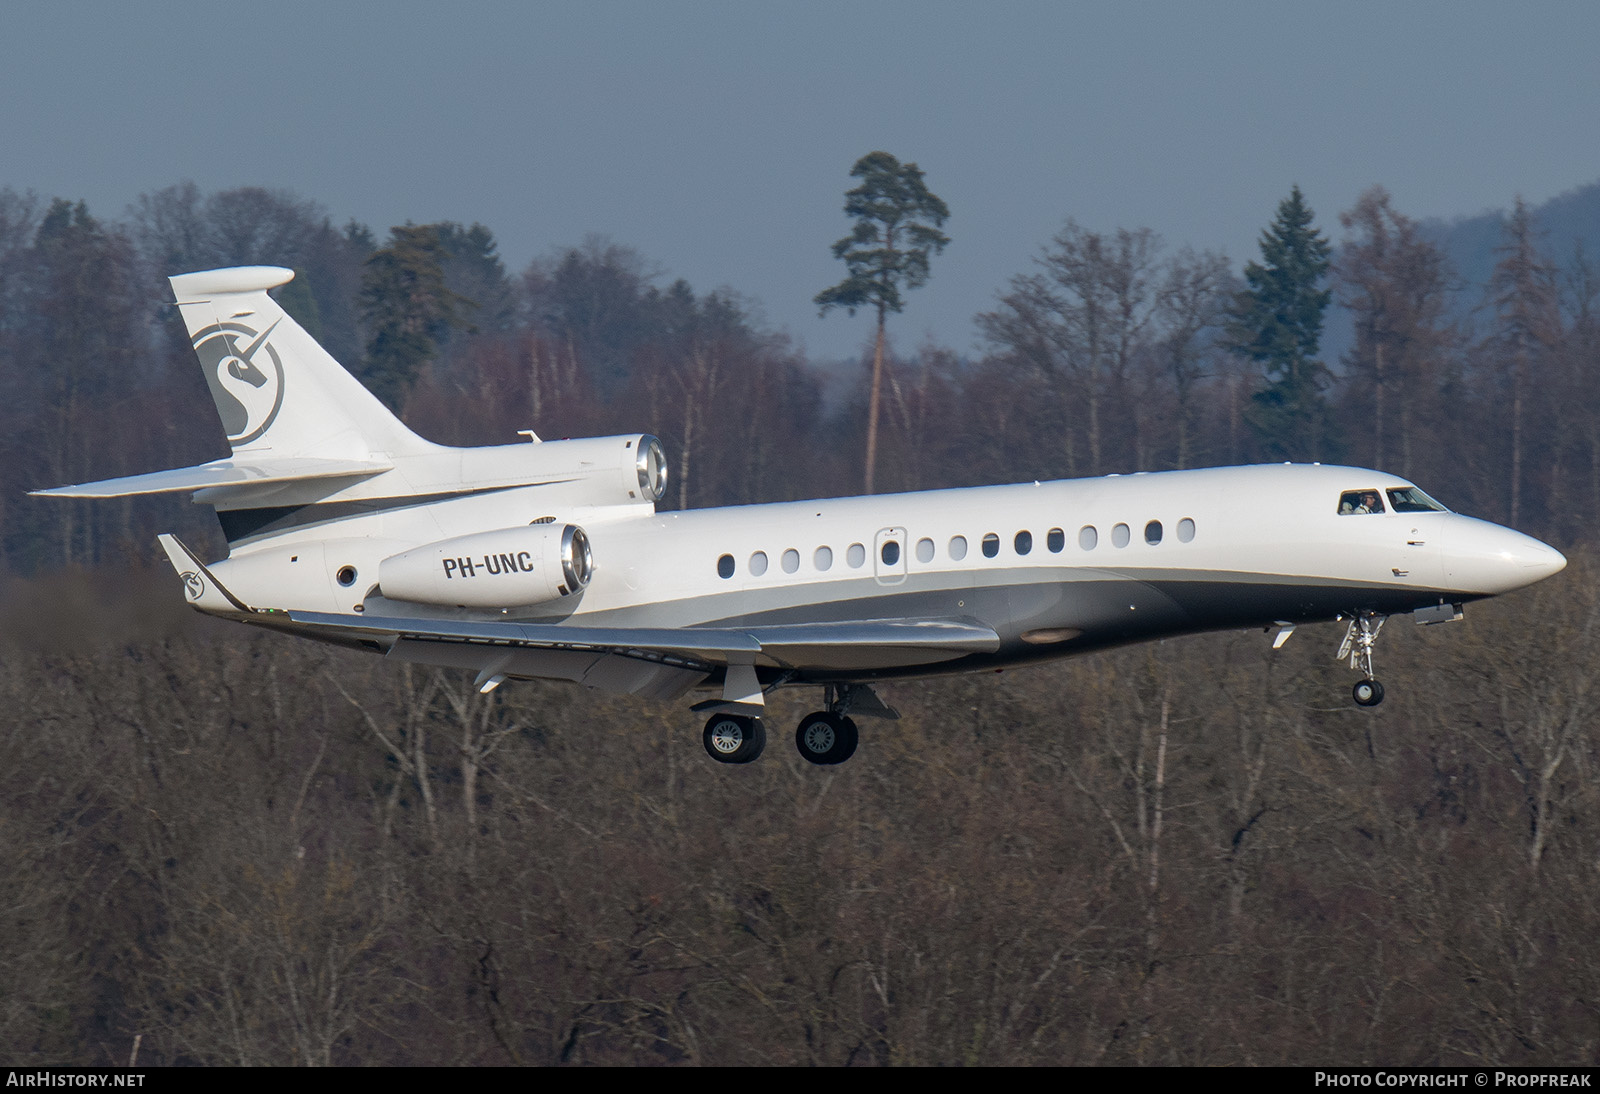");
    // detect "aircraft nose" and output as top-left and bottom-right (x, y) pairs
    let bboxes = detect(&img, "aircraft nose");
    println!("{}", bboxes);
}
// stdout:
(1515, 537), (1567, 582)
(1444, 519), (1566, 594)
